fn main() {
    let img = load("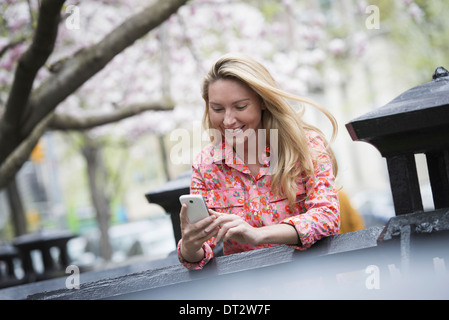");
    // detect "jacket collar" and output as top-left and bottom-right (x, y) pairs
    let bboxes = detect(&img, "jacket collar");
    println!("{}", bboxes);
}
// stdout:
(210, 138), (272, 177)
